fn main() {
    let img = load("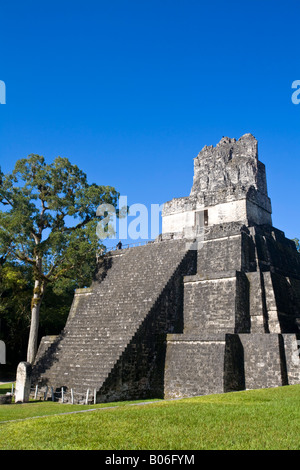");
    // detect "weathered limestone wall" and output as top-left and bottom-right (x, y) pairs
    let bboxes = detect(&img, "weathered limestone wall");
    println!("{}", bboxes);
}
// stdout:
(164, 334), (227, 398)
(183, 273), (240, 334)
(164, 331), (300, 399)
(239, 334), (286, 389)
(164, 222), (300, 399)
(190, 134), (269, 202)
(162, 134), (272, 238)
